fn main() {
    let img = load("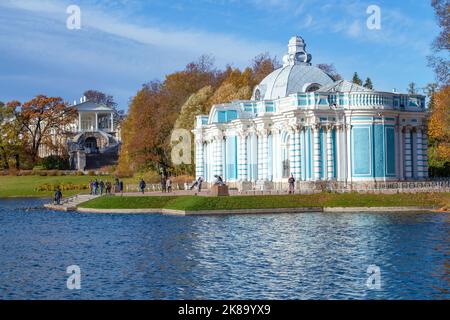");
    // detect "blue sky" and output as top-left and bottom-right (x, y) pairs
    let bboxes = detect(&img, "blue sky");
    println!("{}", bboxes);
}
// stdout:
(0, 0), (440, 109)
